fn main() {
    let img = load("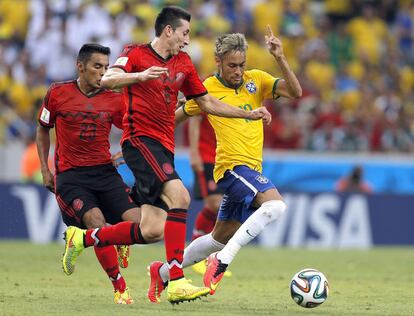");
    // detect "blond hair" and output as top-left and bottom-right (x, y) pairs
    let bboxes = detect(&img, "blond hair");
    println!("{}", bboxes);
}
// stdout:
(215, 33), (248, 59)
